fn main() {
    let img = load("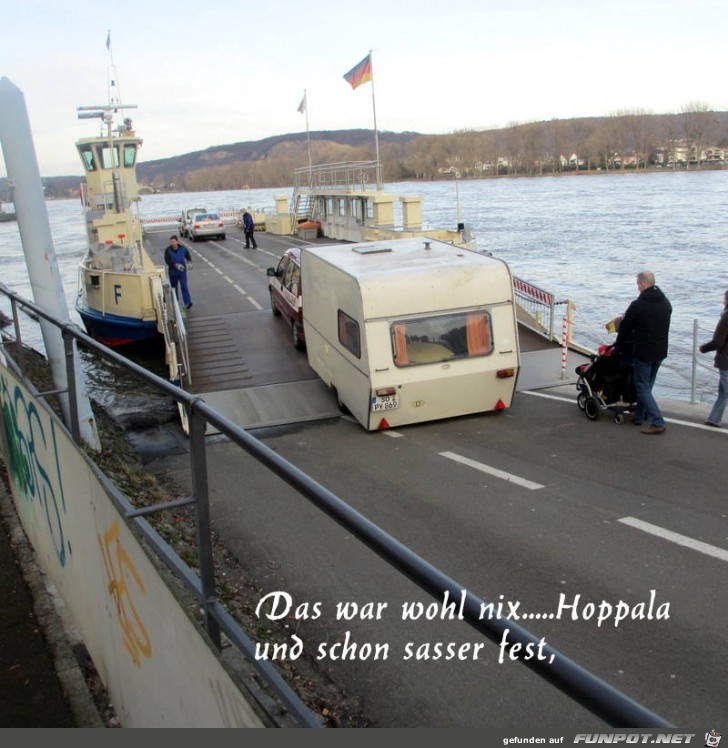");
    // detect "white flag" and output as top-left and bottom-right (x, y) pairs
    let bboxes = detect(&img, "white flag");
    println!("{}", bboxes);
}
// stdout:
(297, 93), (306, 114)
(105, 31), (111, 50)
